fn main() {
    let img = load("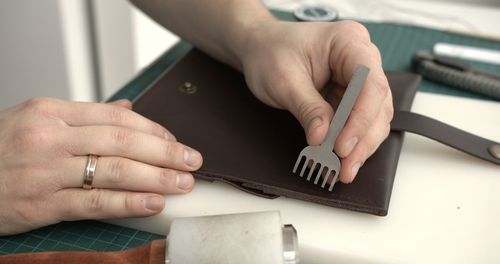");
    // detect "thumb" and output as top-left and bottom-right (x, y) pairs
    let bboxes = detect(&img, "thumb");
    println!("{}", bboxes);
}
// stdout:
(286, 78), (333, 146)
